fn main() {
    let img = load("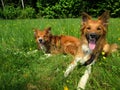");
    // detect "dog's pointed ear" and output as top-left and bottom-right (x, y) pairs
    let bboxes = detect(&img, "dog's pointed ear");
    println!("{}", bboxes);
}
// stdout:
(98, 11), (109, 27)
(45, 27), (51, 34)
(82, 12), (92, 25)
